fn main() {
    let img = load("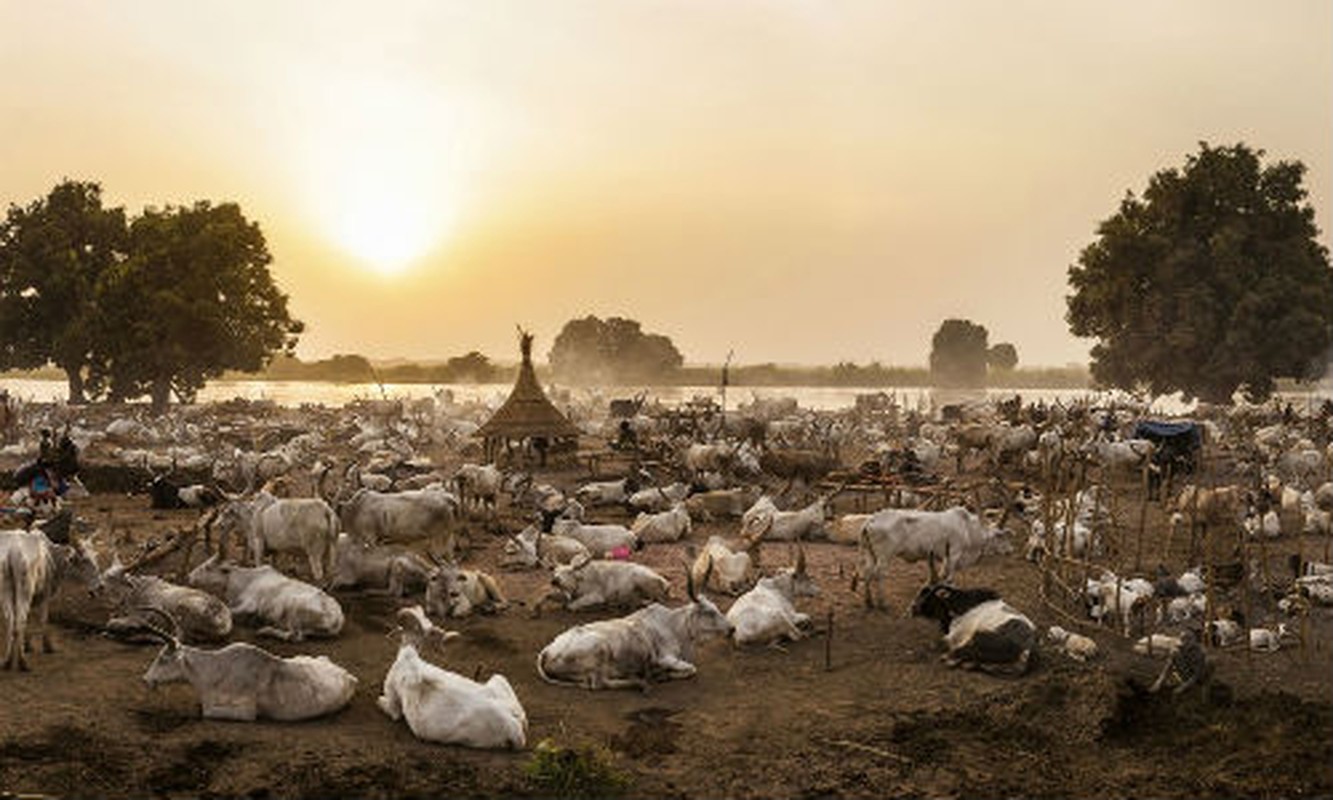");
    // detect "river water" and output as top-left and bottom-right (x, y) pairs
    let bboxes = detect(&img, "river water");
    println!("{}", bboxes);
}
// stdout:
(0, 377), (1286, 416)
